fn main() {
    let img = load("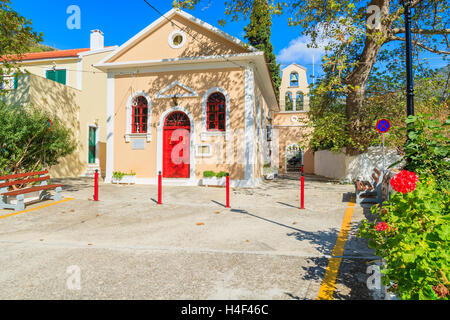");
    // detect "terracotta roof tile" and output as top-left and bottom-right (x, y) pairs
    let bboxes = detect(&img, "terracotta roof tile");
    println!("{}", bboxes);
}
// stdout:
(2, 48), (90, 62)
